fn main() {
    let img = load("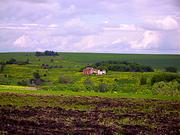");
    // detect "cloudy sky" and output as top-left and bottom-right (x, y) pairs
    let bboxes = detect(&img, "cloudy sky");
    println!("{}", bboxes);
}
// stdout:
(0, 0), (180, 53)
